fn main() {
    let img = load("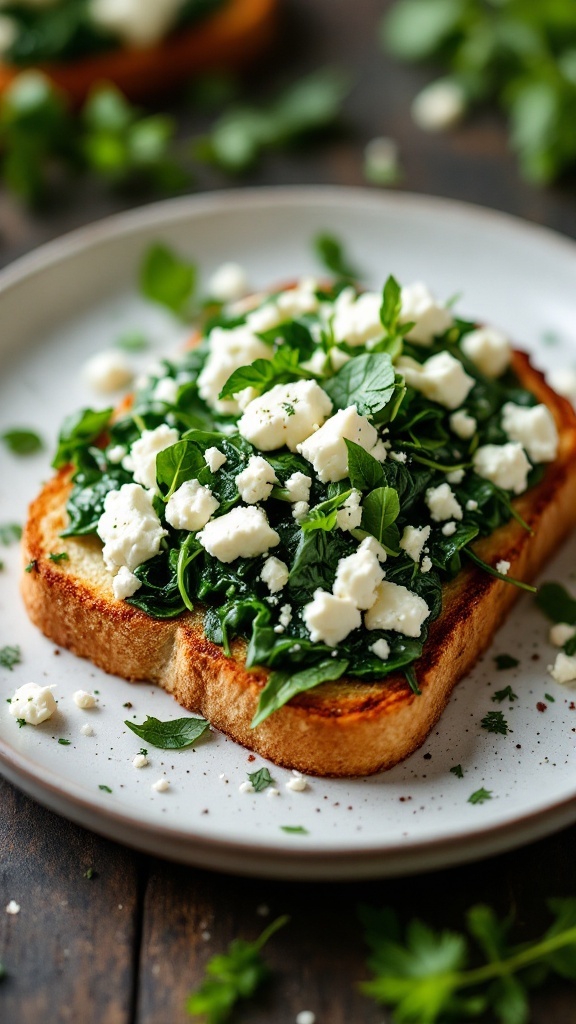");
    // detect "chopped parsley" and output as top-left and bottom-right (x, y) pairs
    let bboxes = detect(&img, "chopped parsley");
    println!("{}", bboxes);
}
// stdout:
(494, 653), (520, 670)
(24, 560), (37, 573)
(84, 867), (96, 880)
(57, 738), (71, 746)
(468, 787), (493, 805)
(280, 825), (309, 835)
(481, 711), (509, 735)
(16, 718), (26, 728)
(247, 767), (275, 793)
(492, 686), (518, 704)
(0, 645), (21, 671)
(0, 523), (22, 546)
(450, 764), (464, 779)
(98, 785), (112, 794)
(545, 693), (555, 703)
(48, 552), (69, 564)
